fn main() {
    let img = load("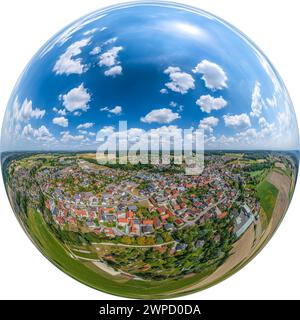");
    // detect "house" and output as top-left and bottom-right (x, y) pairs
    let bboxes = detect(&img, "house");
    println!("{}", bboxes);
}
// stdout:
(142, 225), (154, 235)
(89, 196), (99, 206)
(153, 217), (162, 229)
(104, 228), (115, 237)
(160, 214), (169, 221)
(102, 214), (116, 222)
(175, 218), (184, 226)
(142, 219), (153, 225)
(164, 223), (173, 231)
(118, 218), (129, 226)
(233, 205), (254, 238)
(75, 209), (87, 218)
